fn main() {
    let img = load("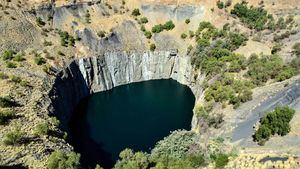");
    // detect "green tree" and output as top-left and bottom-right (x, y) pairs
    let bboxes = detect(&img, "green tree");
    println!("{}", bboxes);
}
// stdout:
(131, 8), (141, 16)
(163, 20), (175, 30)
(47, 150), (80, 169)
